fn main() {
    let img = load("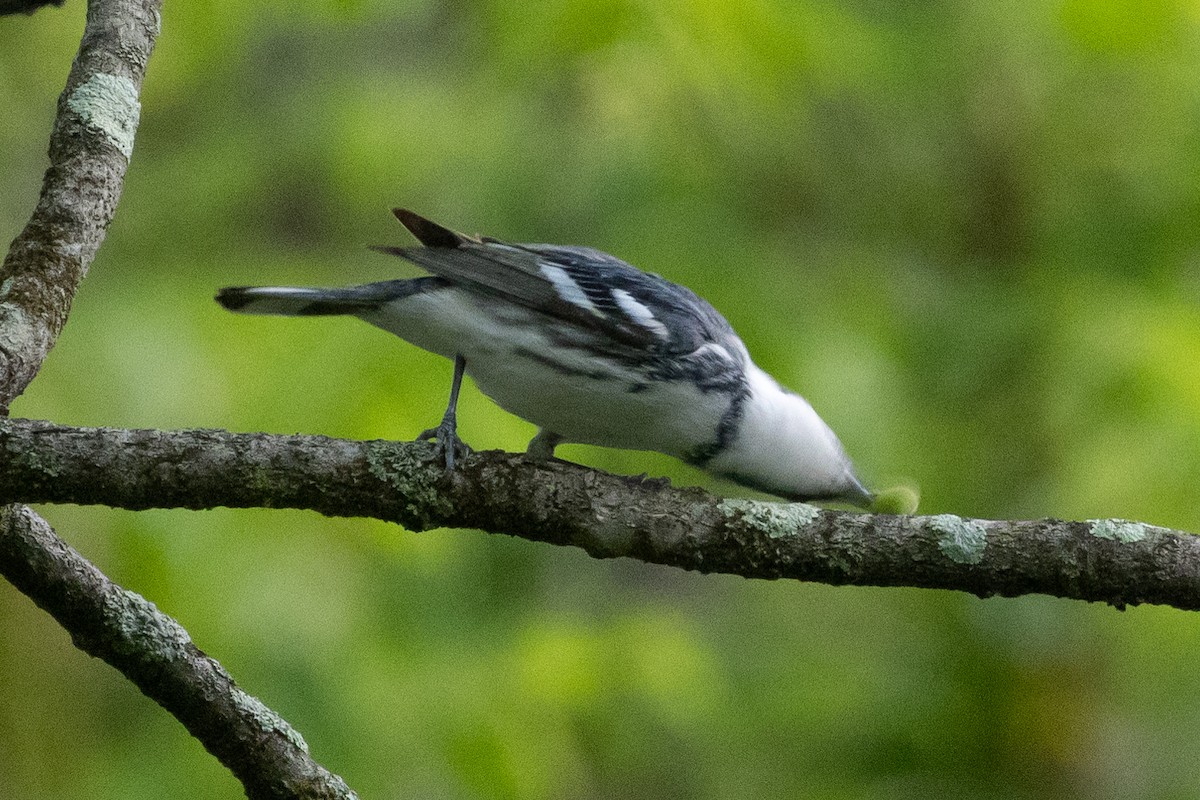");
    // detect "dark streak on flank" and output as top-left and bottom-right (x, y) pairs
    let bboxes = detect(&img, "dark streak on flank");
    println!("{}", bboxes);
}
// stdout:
(683, 379), (749, 467)
(513, 347), (617, 382)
